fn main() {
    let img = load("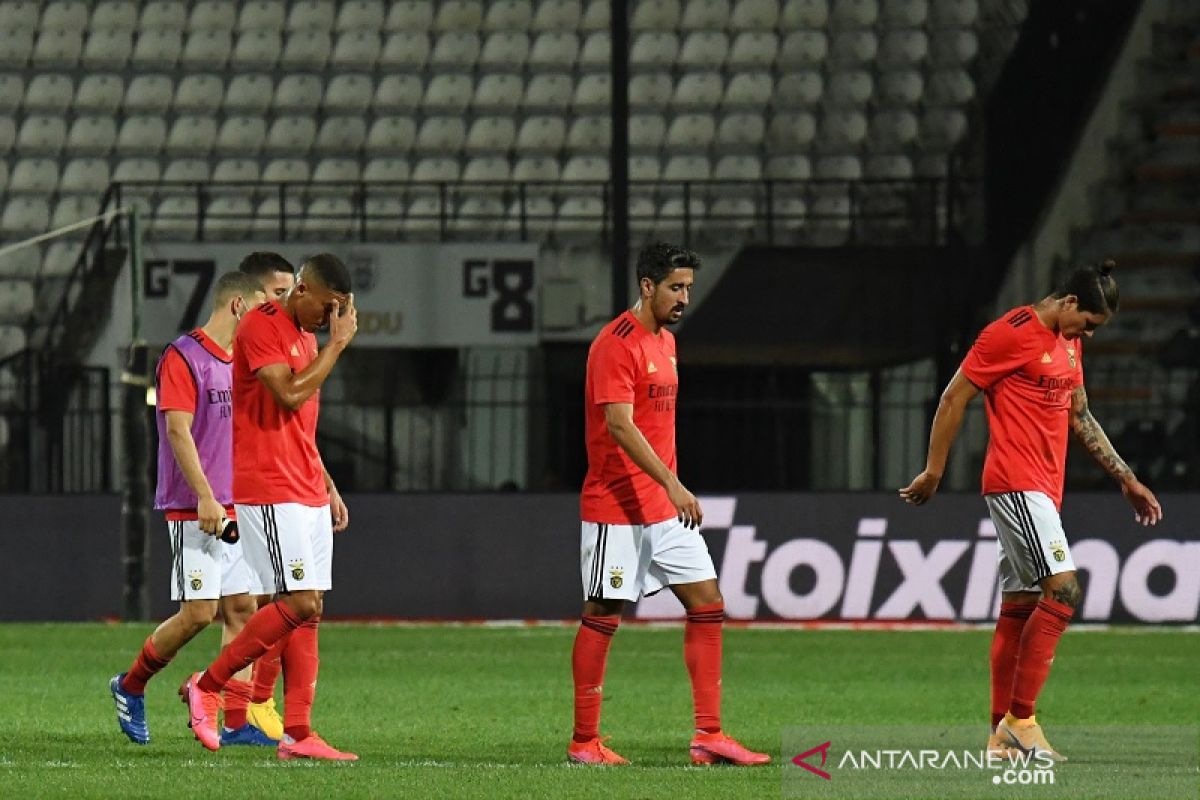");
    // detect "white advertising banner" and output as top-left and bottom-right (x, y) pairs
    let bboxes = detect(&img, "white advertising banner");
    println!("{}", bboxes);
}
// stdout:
(139, 242), (539, 347)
